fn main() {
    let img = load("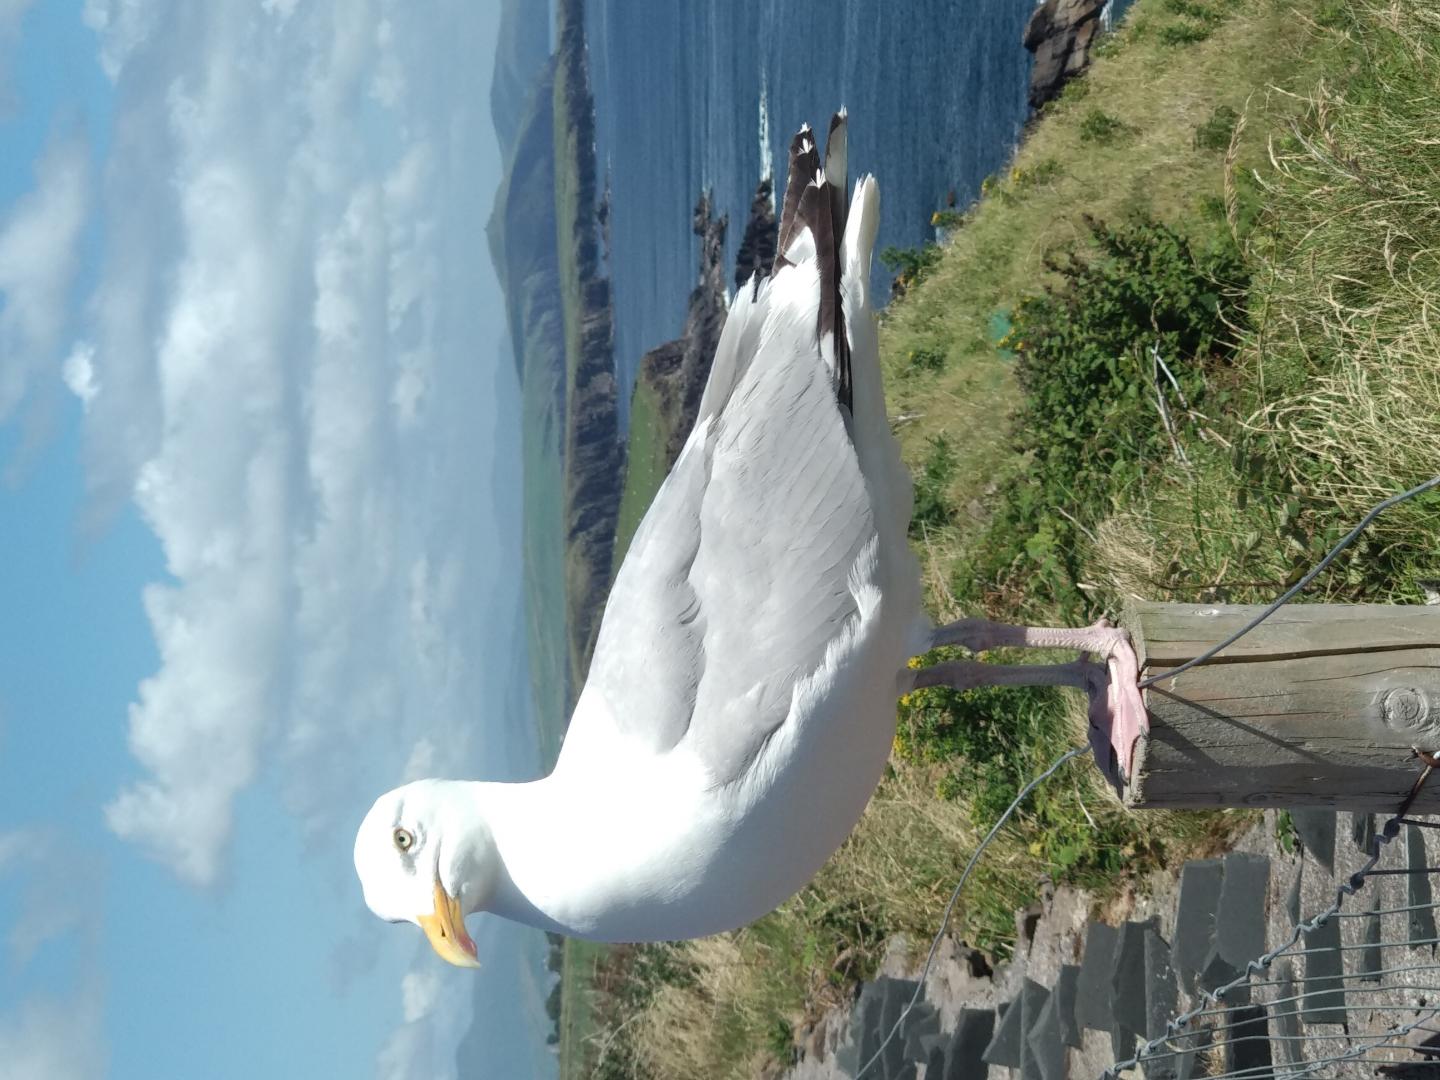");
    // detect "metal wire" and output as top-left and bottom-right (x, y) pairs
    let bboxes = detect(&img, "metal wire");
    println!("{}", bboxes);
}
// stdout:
(852, 474), (1440, 1078)
(1137, 472), (1440, 689)
(851, 744), (1087, 1080)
